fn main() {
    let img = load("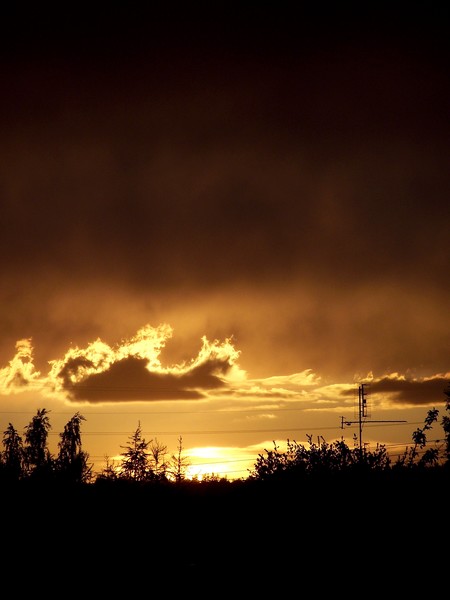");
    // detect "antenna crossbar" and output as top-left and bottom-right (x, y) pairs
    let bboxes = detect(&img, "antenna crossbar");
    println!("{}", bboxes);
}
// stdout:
(340, 383), (407, 451)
